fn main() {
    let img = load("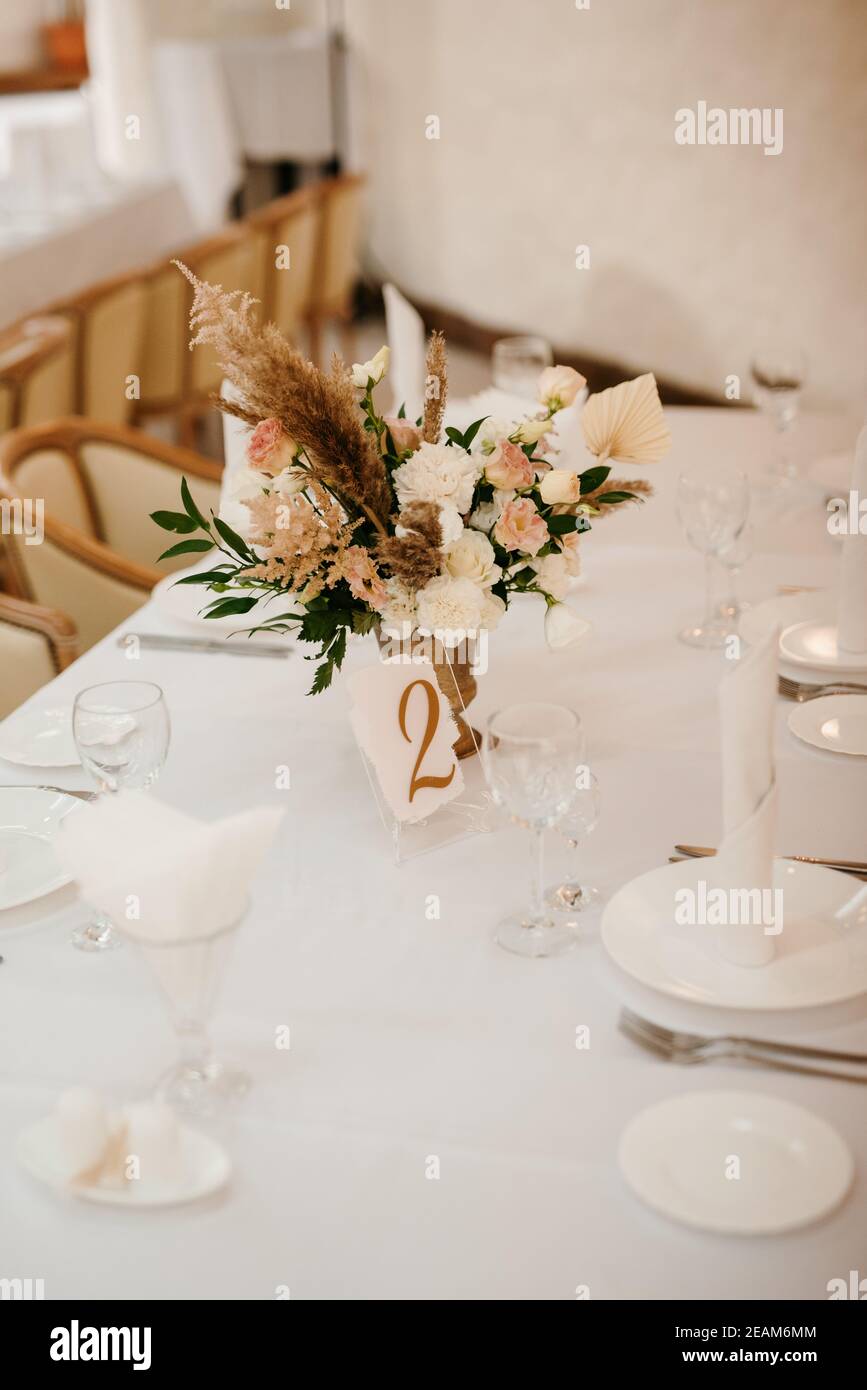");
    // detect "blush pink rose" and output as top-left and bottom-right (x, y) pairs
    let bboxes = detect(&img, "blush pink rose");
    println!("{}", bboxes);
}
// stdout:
(485, 437), (535, 490)
(494, 497), (549, 556)
(247, 418), (295, 476)
(383, 416), (424, 455)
